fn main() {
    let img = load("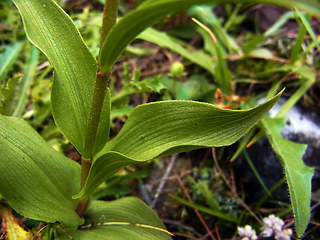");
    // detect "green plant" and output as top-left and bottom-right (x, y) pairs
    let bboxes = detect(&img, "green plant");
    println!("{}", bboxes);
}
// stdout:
(0, 0), (319, 239)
